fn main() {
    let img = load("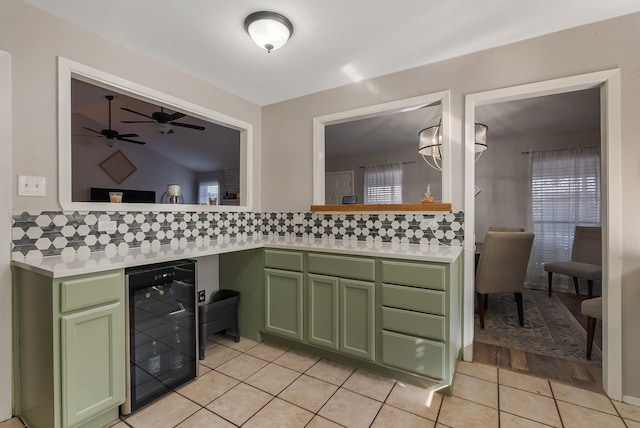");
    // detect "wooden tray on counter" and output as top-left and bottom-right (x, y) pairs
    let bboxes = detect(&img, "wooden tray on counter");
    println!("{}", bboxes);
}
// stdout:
(310, 203), (452, 212)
